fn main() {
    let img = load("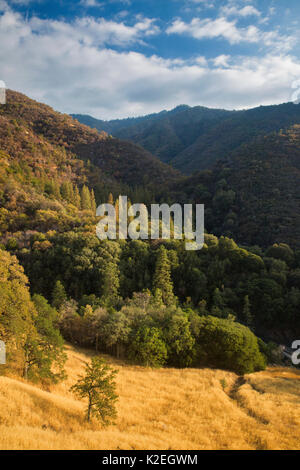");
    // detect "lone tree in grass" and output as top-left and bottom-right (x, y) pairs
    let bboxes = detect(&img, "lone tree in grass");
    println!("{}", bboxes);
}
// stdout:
(70, 357), (118, 425)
